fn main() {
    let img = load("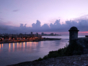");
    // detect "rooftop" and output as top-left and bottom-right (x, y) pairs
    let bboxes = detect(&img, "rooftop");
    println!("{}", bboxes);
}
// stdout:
(69, 26), (79, 31)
